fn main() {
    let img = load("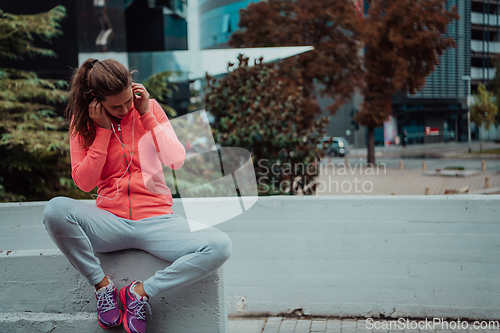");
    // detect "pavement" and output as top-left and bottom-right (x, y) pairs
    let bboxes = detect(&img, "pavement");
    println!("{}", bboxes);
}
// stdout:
(228, 141), (500, 332)
(314, 165), (500, 195)
(228, 317), (500, 333)
(313, 141), (500, 196)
